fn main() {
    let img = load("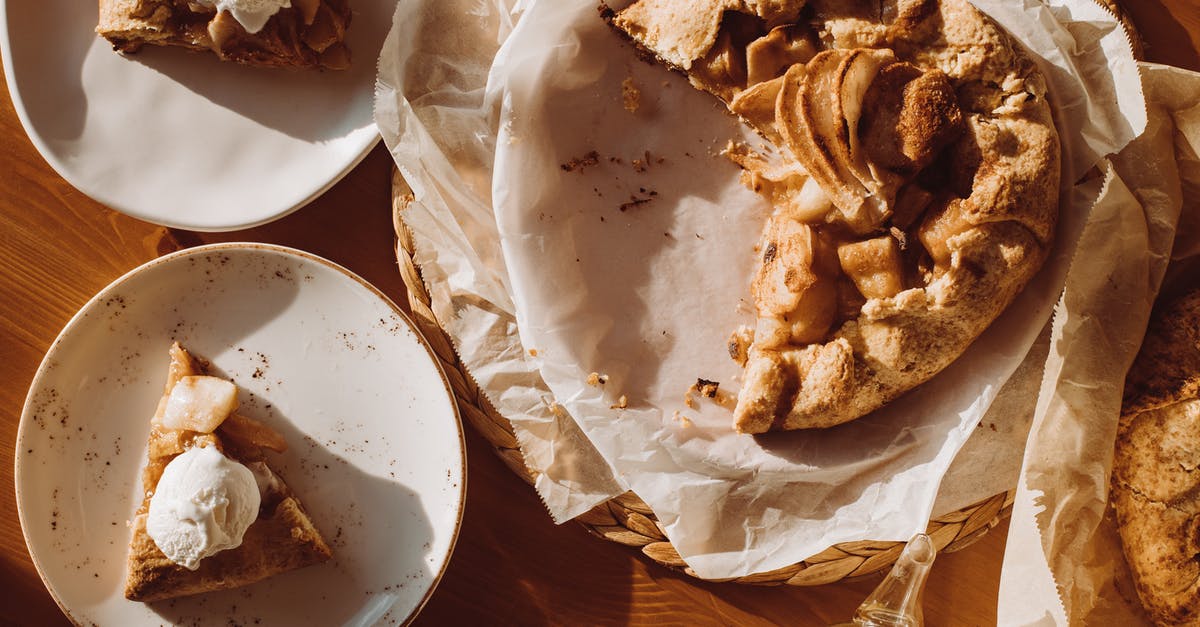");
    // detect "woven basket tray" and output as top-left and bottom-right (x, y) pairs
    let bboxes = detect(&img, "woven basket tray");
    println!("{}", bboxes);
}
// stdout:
(387, 2), (1141, 586)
